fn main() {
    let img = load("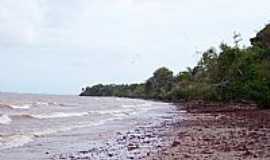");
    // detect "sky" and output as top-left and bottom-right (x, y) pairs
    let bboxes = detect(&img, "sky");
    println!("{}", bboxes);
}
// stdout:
(0, 0), (269, 95)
